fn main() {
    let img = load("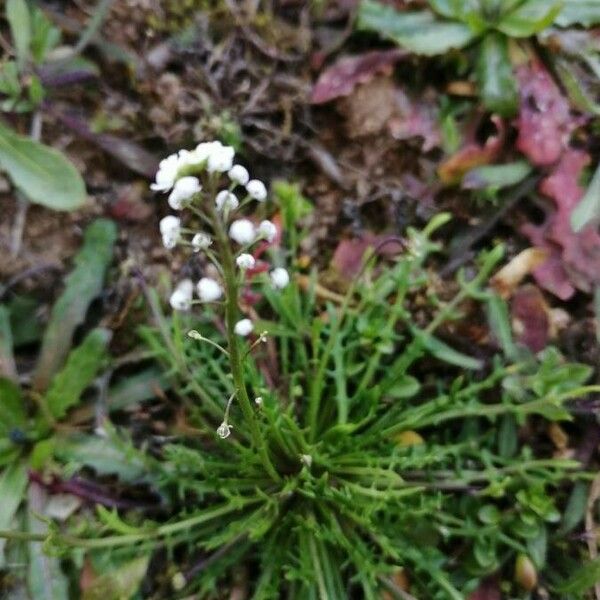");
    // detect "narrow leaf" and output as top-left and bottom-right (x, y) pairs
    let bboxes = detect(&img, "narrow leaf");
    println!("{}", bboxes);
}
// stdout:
(0, 377), (27, 435)
(556, 557), (600, 593)
(477, 33), (519, 116)
(0, 120), (86, 210)
(0, 305), (17, 381)
(413, 329), (483, 369)
(43, 328), (111, 421)
(33, 219), (117, 391)
(6, 0), (31, 70)
(464, 160), (532, 191)
(571, 162), (600, 232)
(0, 461), (28, 566)
(27, 483), (69, 600)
